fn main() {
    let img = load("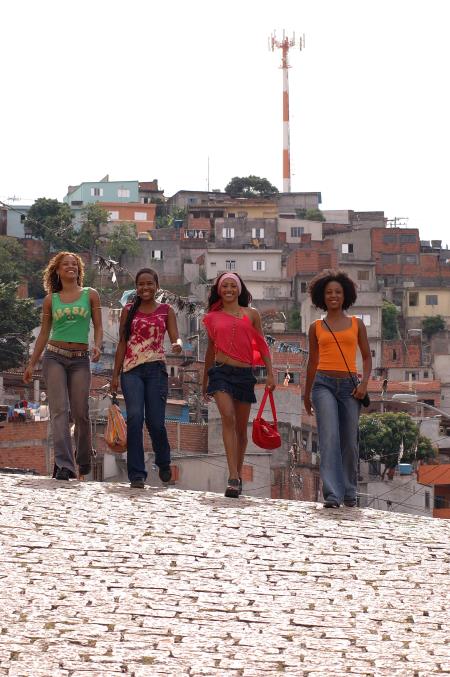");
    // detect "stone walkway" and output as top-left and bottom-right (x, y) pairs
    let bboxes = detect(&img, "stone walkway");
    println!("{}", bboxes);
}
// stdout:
(0, 474), (449, 676)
